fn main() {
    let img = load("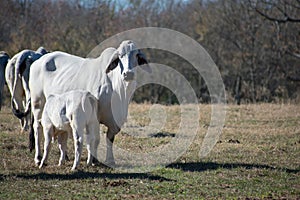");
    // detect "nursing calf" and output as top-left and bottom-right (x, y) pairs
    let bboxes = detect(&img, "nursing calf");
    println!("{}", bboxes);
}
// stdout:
(39, 90), (100, 171)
